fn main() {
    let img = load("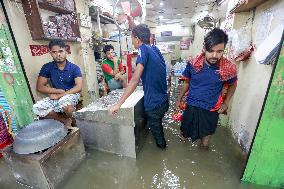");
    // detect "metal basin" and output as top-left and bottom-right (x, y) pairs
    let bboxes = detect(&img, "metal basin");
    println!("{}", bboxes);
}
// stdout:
(13, 119), (68, 154)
